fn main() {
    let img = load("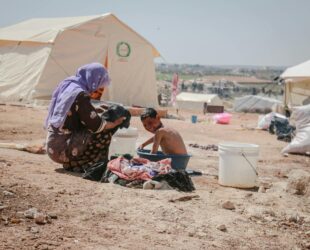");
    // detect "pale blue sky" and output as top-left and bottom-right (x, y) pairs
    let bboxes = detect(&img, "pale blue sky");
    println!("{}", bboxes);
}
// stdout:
(1, 0), (309, 67)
